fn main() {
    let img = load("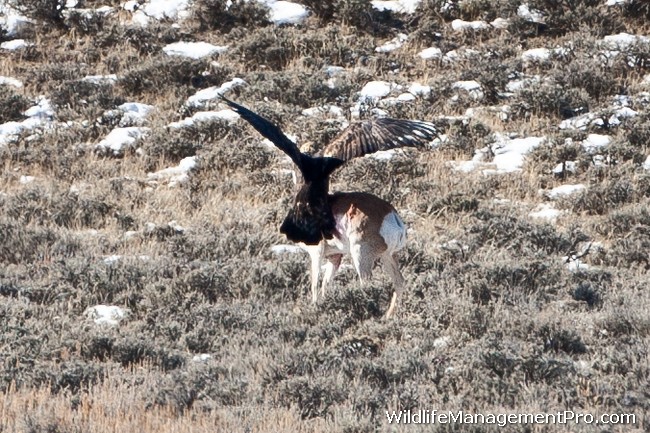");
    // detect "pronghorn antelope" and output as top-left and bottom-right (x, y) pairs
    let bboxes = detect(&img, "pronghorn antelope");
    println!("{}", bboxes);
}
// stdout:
(301, 191), (407, 318)
(219, 95), (436, 245)
(220, 96), (434, 316)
